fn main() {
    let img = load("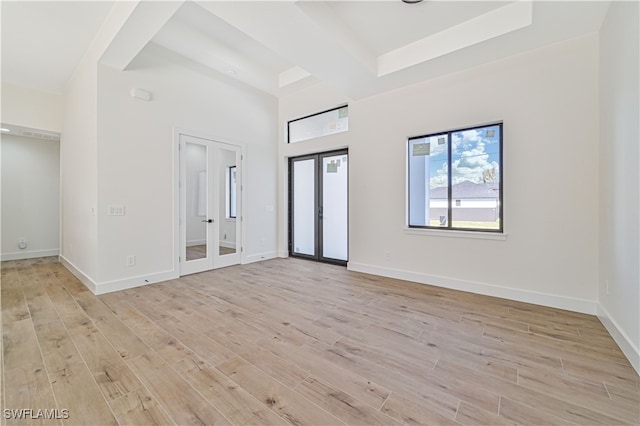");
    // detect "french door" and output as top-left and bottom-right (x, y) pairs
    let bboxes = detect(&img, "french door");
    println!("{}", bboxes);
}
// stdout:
(179, 134), (241, 275)
(289, 150), (348, 265)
